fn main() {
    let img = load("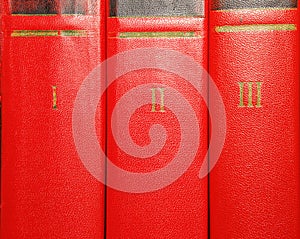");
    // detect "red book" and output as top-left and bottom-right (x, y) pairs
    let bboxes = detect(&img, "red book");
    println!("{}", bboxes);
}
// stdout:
(209, 0), (300, 238)
(106, 0), (208, 237)
(0, 0), (3, 217)
(1, 0), (106, 237)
